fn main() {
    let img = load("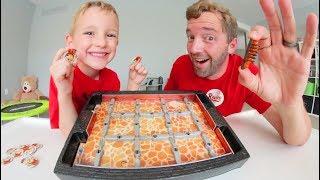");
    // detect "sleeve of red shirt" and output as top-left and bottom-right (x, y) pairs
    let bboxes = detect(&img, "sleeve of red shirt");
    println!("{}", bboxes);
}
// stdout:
(164, 60), (178, 90)
(49, 76), (59, 129)
(246, 63), (272, 114)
